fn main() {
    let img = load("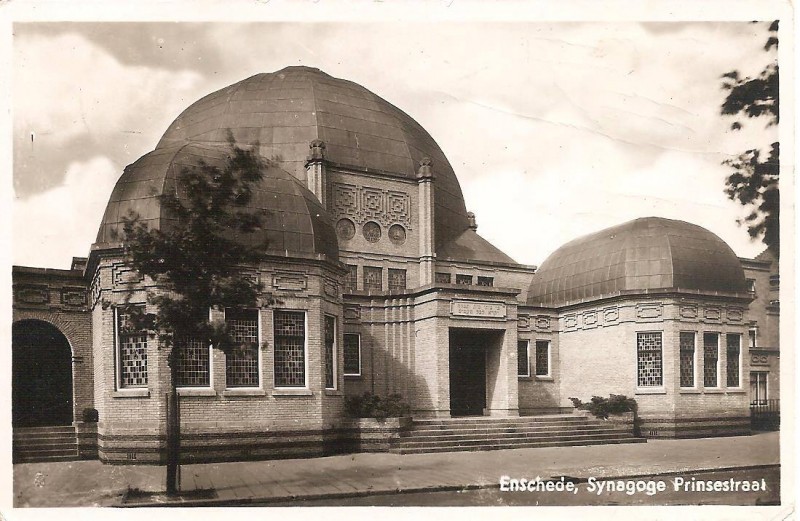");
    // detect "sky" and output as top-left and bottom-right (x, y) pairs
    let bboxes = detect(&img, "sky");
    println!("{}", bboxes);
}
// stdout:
(11, 20), (781, 269)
